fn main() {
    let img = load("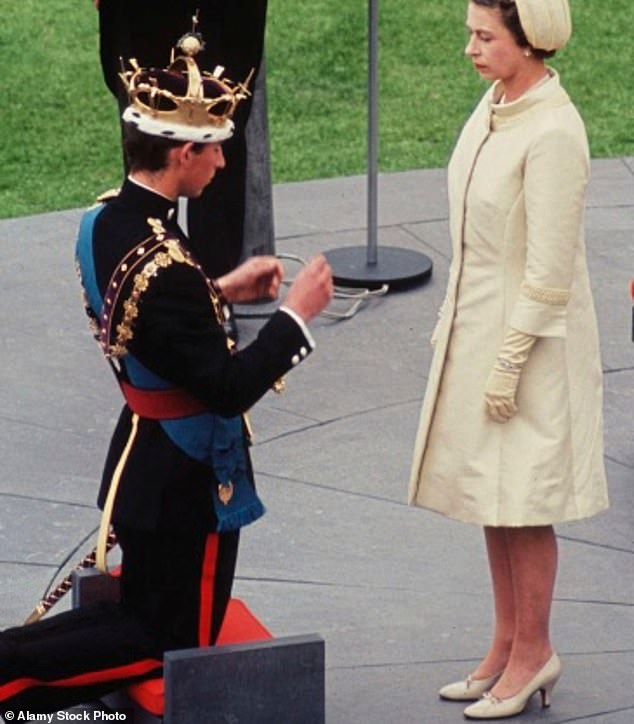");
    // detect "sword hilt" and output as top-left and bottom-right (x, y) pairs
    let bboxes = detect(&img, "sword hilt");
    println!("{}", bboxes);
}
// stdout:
(23, 531), (118, 625)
